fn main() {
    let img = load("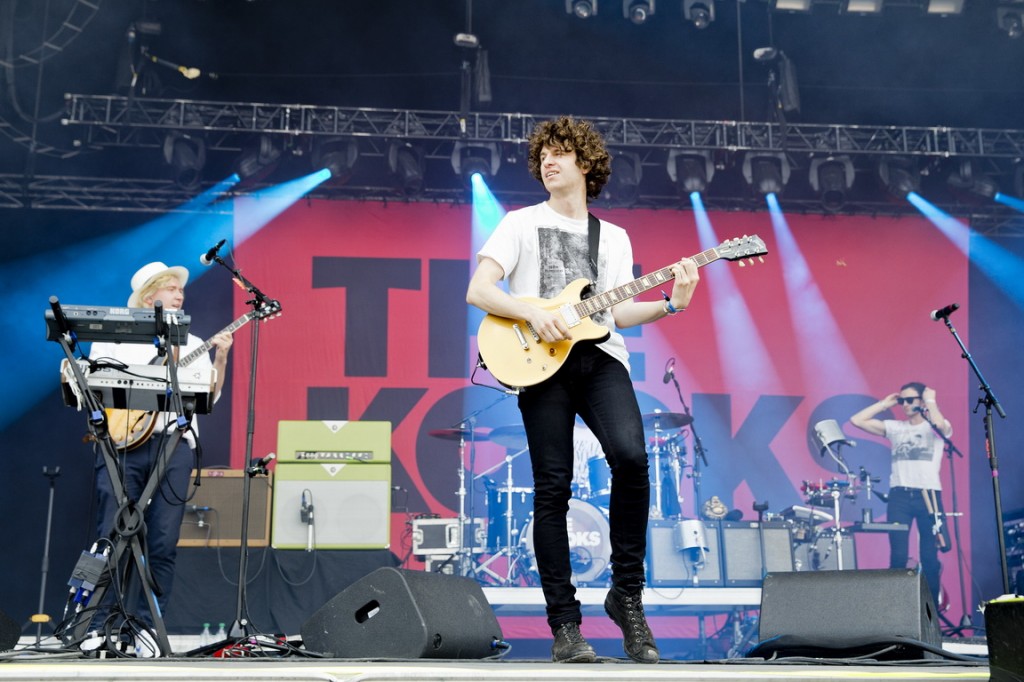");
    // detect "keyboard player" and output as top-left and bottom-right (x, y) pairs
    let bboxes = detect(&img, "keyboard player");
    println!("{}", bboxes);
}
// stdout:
(87, 261), (232, 631)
